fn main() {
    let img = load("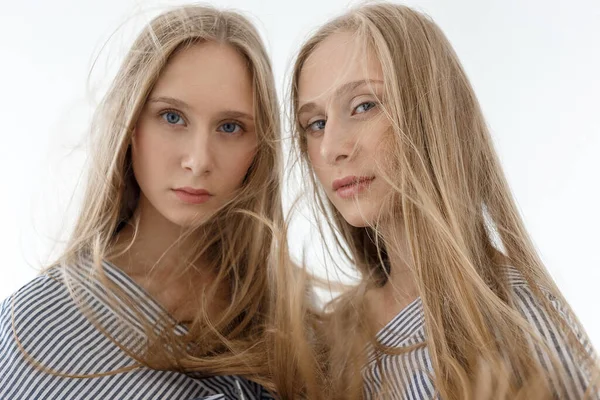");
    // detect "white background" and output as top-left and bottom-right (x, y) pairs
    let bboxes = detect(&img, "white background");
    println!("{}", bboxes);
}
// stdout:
(0, 0), (598, 348)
